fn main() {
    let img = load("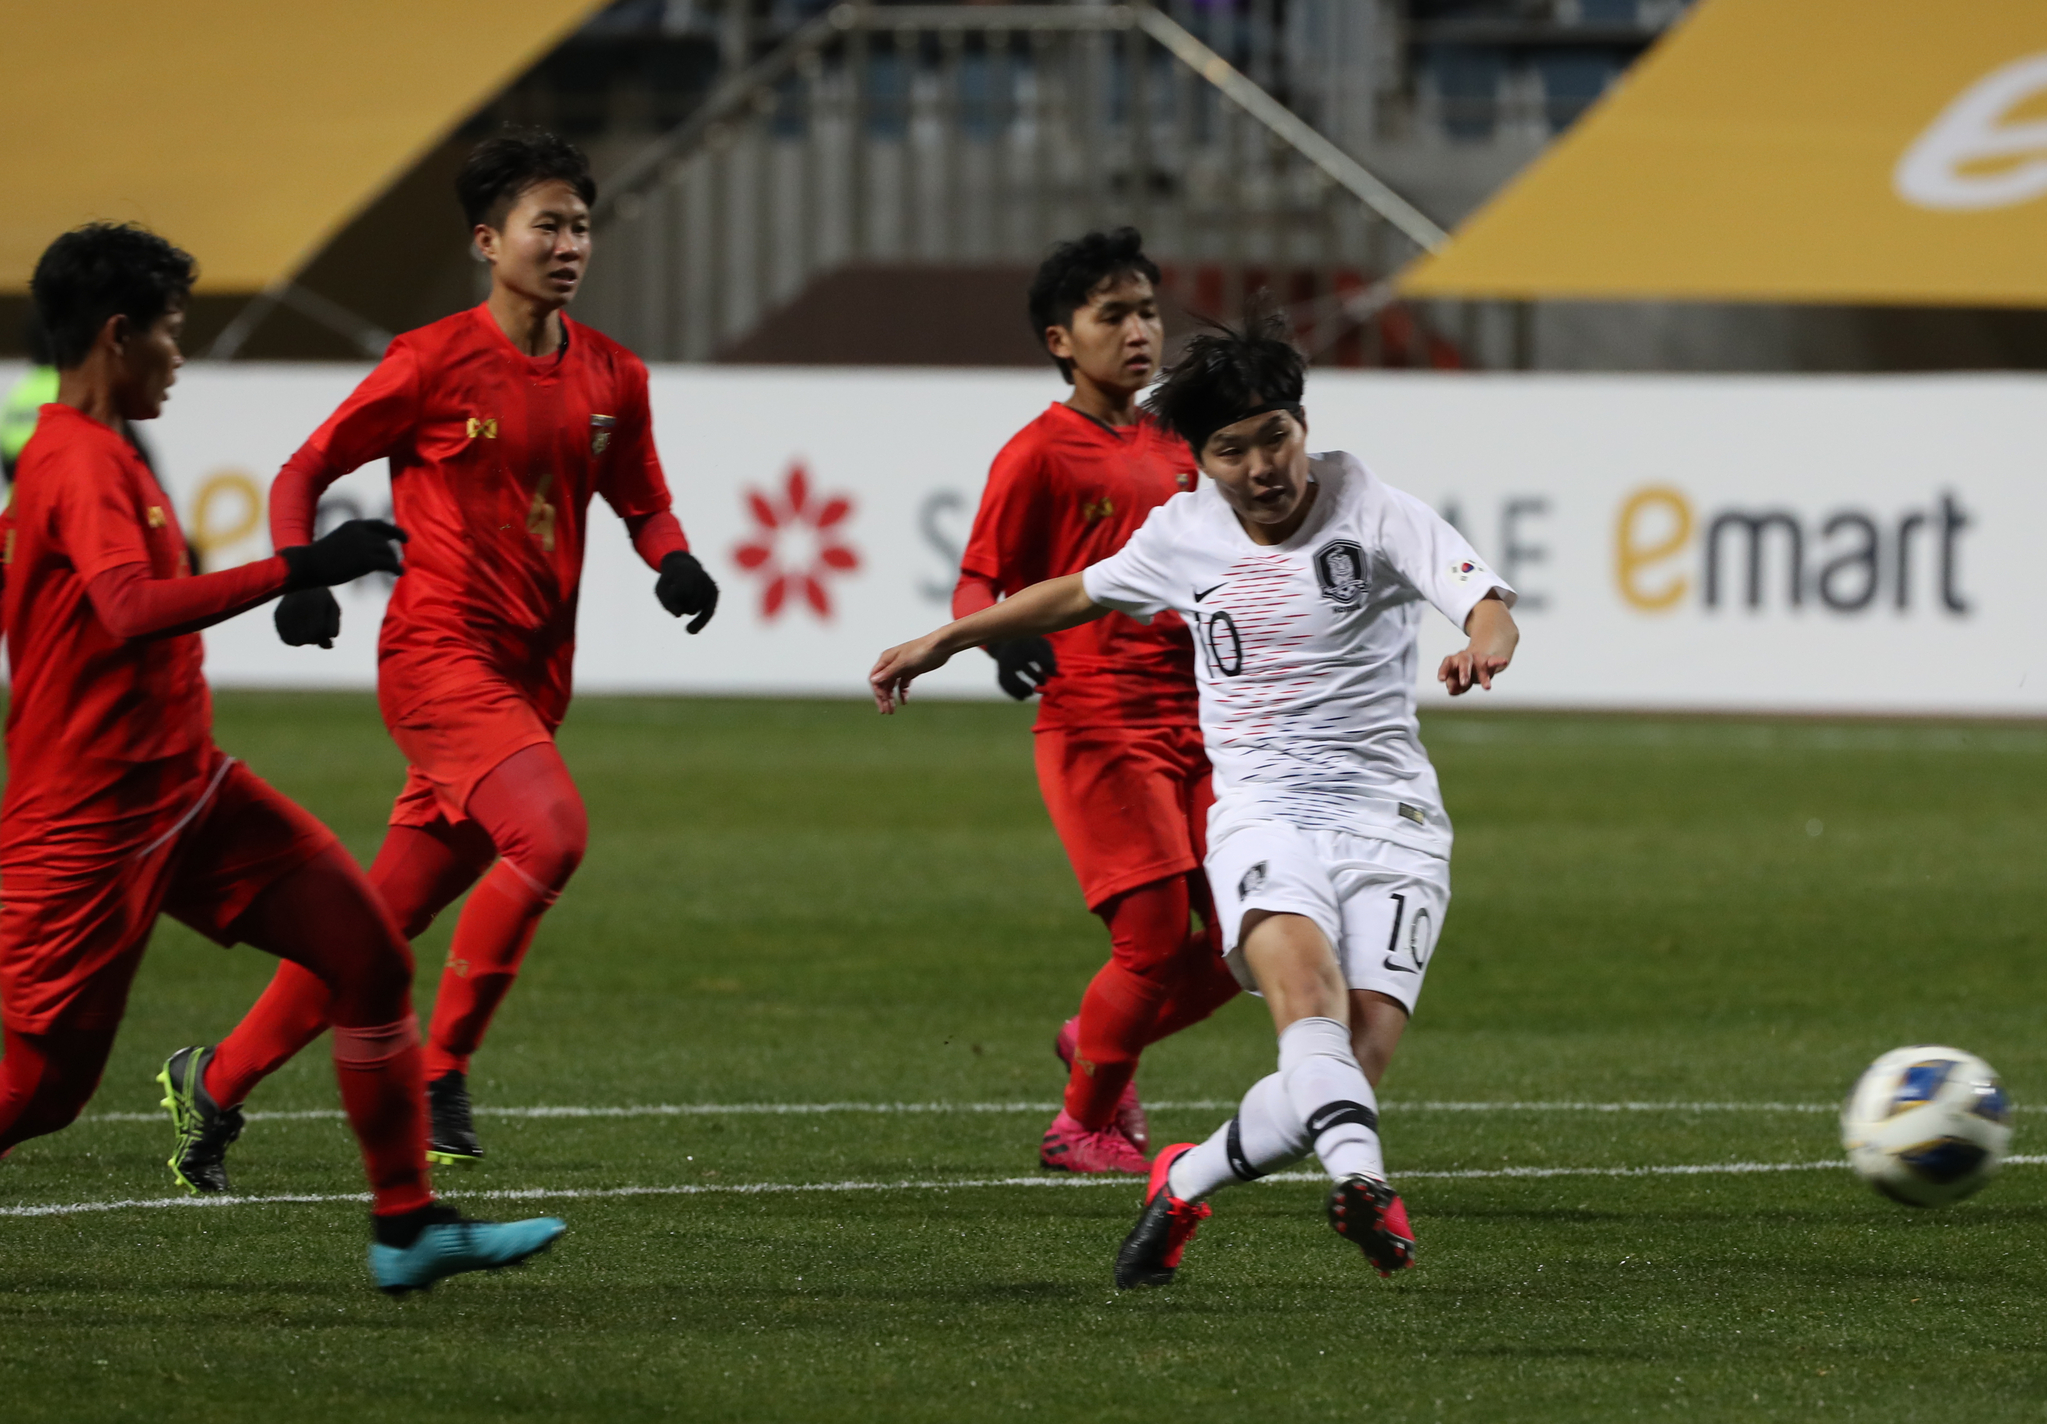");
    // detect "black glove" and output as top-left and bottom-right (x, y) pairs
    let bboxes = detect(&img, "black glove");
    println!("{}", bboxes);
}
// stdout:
(275, 587), (342, 648)
(656, 550), (719, 634)
(280, 519), (407, 590)
(988, 636), (1058, 700)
